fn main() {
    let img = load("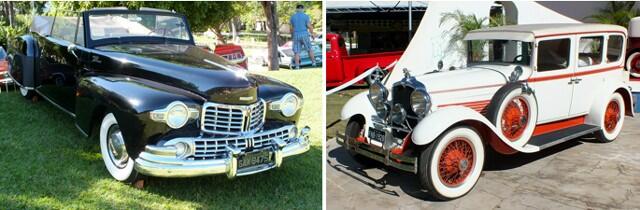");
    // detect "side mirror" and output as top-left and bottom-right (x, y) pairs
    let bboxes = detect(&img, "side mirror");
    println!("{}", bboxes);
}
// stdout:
(437, 60), (443, 71)
(509, 66), (523, 82)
